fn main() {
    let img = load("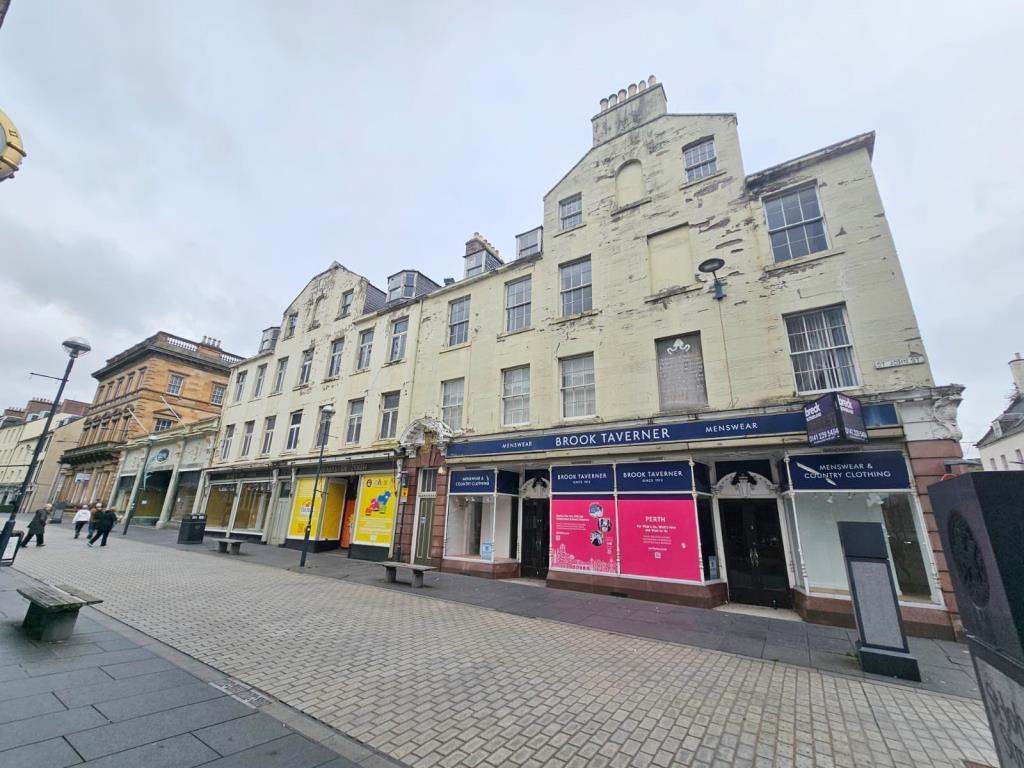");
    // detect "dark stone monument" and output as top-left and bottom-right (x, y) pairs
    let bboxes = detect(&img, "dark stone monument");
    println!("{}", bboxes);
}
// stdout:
(930, 472), (1024, 768)
(837, 521), (921, 681)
